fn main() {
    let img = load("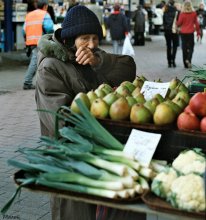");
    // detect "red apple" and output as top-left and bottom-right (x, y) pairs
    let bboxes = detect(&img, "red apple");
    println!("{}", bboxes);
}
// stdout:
(177, 112), (200, 131)
(200, 117), (206, 132)
(184, 105), (194, 114)
(189, 92), (206, 117)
